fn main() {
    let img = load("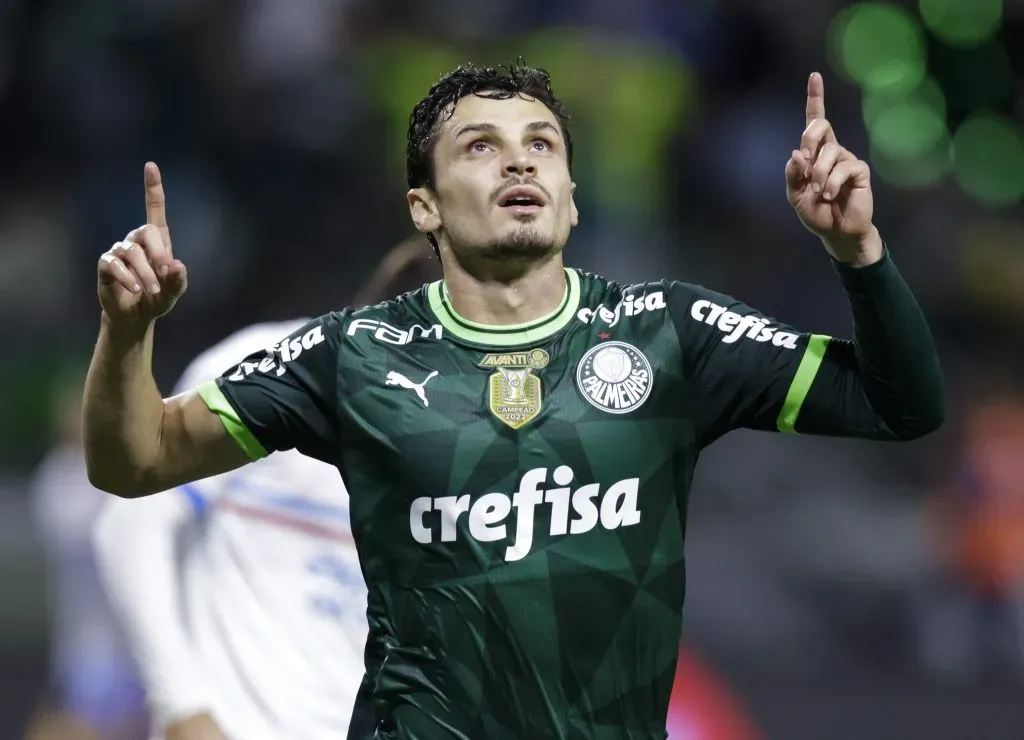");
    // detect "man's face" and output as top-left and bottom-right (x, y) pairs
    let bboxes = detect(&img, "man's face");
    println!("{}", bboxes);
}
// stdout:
(408, 94), (578, 262)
